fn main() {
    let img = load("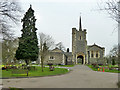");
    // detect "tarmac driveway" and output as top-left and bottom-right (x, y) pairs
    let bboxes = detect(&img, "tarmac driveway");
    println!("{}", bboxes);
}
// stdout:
(2, 65), (118, 88)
